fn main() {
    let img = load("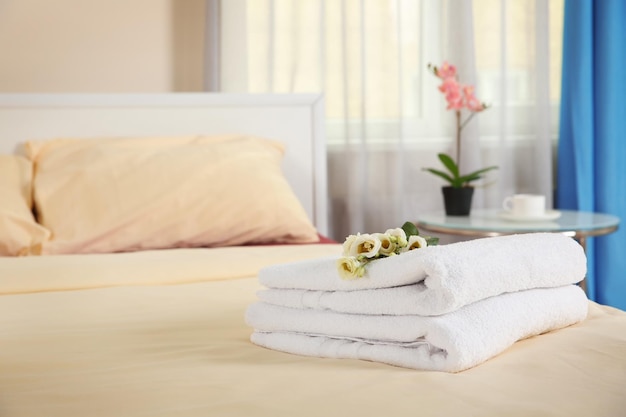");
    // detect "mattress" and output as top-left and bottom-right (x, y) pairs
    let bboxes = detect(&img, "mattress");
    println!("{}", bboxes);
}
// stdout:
(1, 243), (625, 417)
